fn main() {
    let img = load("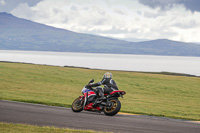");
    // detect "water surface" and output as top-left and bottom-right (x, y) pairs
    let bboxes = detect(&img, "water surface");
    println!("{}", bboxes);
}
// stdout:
(0, 50), (200, 76)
